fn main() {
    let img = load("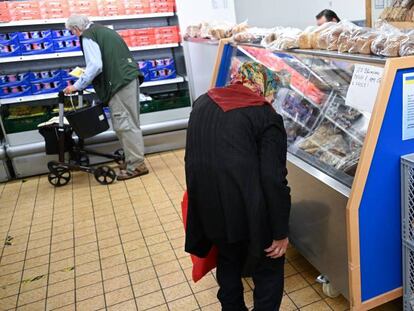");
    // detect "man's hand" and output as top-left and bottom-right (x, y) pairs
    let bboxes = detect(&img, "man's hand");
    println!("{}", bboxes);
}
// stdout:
(265, 238), (289, 259)
(63, 85), (77, 95)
